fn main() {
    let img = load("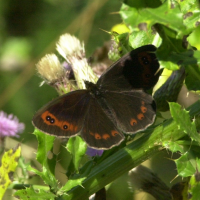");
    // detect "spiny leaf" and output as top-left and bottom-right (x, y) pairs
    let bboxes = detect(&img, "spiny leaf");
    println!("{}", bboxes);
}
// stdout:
(175, 149), (200, 178)
(66, 136), (87, 172)
(32, 129), (58, 192)
(33, 129), (55, 165)
(175, 153), (196, 177)
(169, 102), (200, 143)
(58, 177), (86, 194)
(163, 141), (185, 153)
(14, 186), (56, 200)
